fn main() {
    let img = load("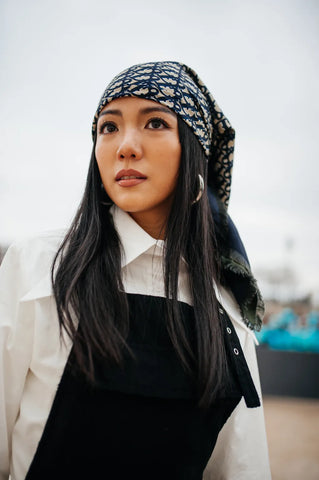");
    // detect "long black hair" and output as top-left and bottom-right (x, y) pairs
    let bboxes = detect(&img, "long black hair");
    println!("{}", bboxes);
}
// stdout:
(52, 116), (228, 408)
